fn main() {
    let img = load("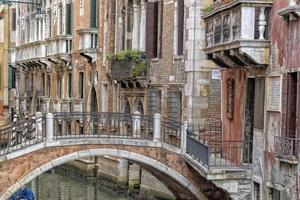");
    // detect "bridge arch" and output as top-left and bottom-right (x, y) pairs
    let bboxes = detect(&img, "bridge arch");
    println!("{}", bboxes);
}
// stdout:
(1, 147), (208, 200)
